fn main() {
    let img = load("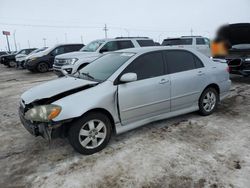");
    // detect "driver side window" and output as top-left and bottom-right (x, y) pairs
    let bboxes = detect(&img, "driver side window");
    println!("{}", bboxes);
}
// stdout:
(100, 41), (119, 53)
(122, 52), (165, 81)
(51, 46), (65, 56)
